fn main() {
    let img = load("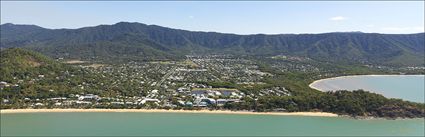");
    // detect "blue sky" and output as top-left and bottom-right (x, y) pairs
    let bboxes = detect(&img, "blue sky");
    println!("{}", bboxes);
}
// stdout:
(1, 1), (424, 34)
